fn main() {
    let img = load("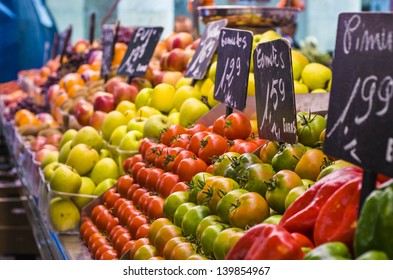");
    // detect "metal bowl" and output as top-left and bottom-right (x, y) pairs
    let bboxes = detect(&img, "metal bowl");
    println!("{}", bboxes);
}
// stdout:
(198, 5), (299, 30)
